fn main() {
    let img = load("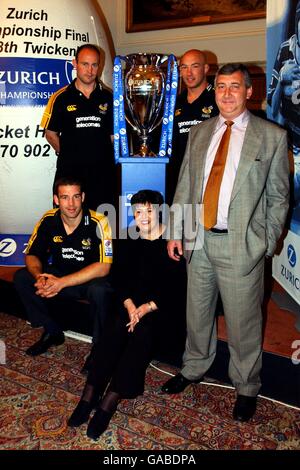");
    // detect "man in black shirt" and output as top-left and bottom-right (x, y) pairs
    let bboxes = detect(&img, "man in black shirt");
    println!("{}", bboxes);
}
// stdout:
(41, 44), (115, 210)
(167, 49), (219, 203)
(14, 177), (113, 366)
